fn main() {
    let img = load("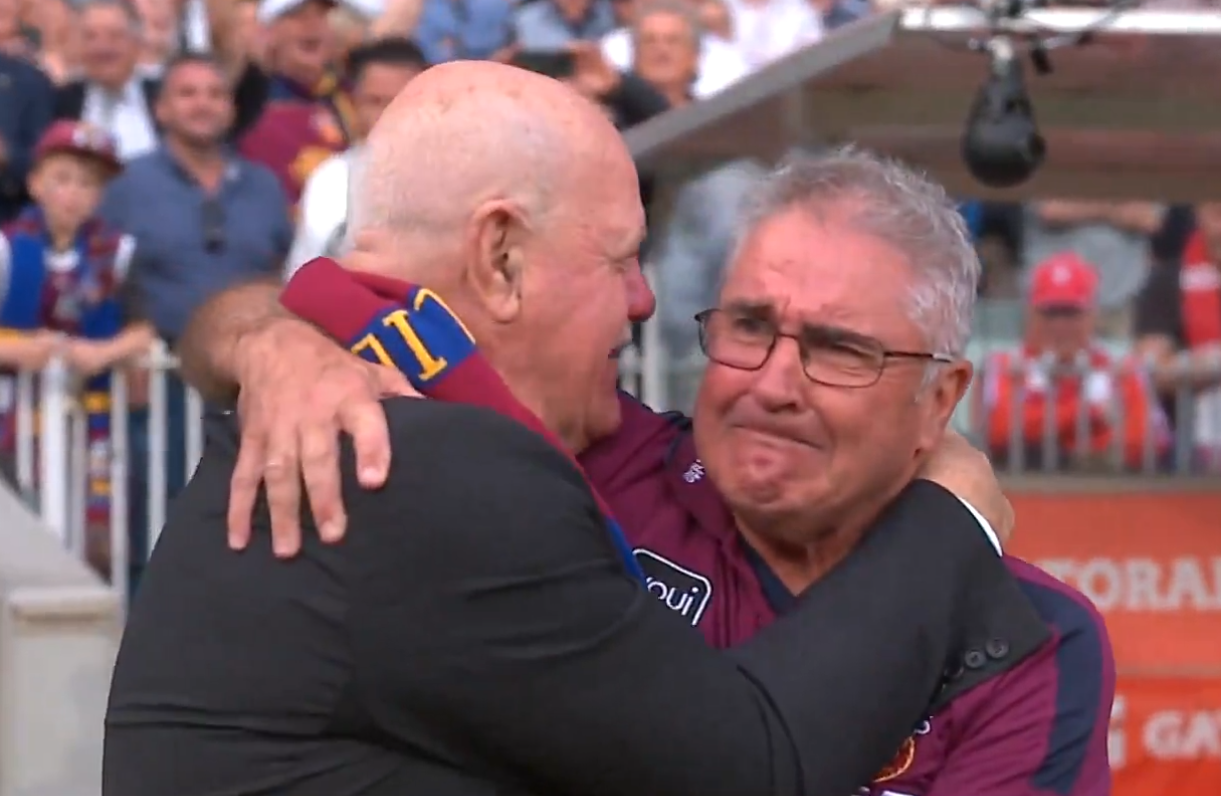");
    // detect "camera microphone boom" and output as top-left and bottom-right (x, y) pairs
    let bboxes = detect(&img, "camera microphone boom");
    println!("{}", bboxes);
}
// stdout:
(956, 0), (1134, 189)
(961, 34), (1046, 189)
